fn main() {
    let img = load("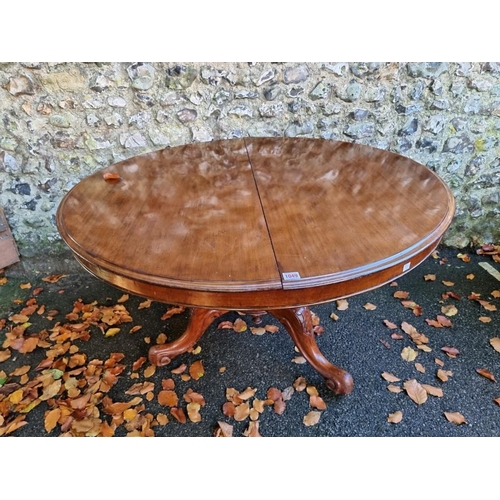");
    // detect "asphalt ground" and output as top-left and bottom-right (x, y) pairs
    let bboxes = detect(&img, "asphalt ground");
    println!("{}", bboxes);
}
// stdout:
(1, 246), (500, 439)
